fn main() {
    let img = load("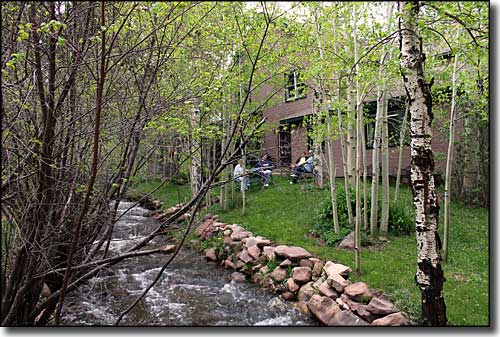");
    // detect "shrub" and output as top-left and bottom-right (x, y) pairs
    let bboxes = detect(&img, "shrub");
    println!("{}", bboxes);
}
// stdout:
(388, 200), (414, 235)
(312, 186), (413, 246)
(200, 232), (227, 259)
